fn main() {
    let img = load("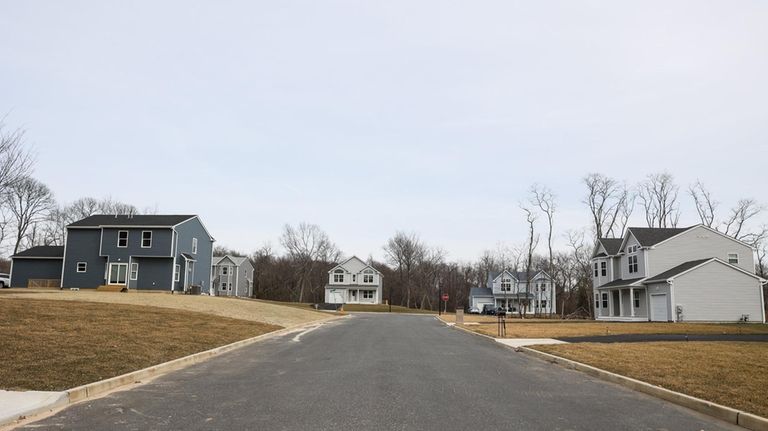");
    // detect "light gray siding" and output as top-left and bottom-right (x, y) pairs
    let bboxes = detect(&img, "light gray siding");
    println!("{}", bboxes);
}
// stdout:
(648, 226), (755, 276)
(672, 261), (764, 322)
(62, 228), (108, 288)
(10, 259), (63, 287)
